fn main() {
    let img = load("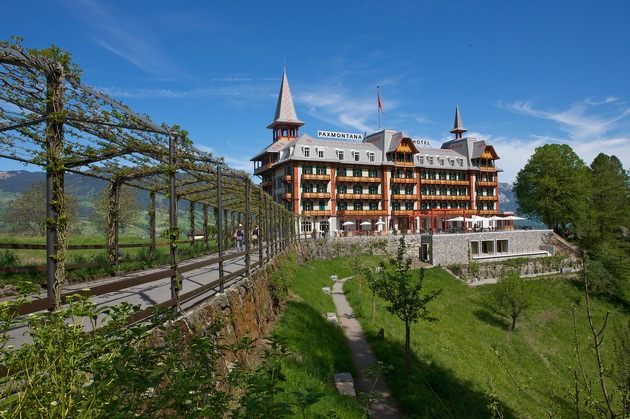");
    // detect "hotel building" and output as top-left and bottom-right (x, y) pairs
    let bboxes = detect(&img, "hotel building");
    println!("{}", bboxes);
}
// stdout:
(252, 69), (504, 236)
